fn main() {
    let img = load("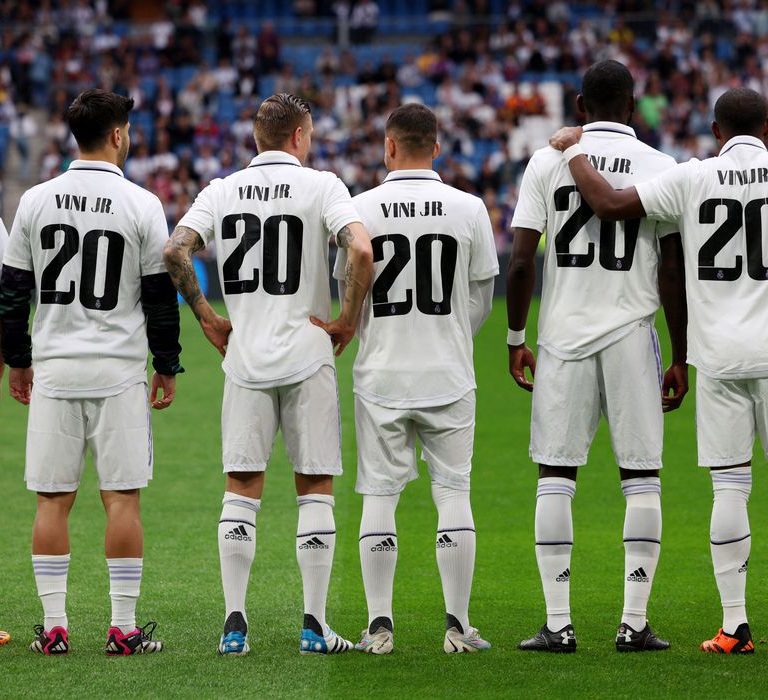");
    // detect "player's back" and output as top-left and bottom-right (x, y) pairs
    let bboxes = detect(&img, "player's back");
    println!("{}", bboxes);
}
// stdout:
(185, 151), (357, 387)
(346, 170), (498, 408)
(3, 160), (167, 397)
(513, 122), (676, 359)
(657, 136), (768, 378)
